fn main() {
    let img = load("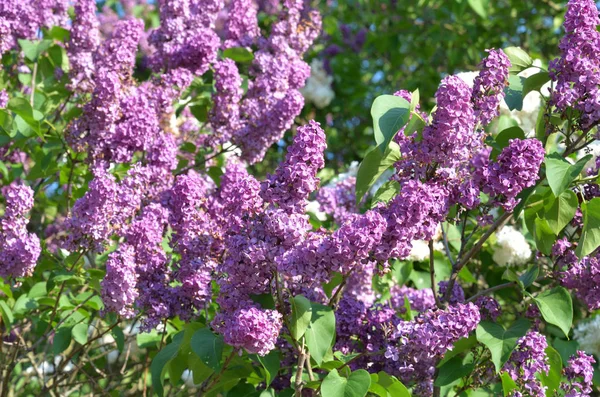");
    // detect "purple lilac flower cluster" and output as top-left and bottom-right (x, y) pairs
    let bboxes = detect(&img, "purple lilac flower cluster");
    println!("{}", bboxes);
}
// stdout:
(0, 183), (41, 278)
(392, 303), (481, 394)
(561, 351), (596, 396)
(554, 239), (600, 310)
(67, 0), (100, 93)
(315, 177), (359, 225)
(0, 0), (67, 62)
(503, 331), (550, 396)
(393, 49), (542, 213)
(261, 120), (327, 212)
(472, 49), (511, 126)
(549, 0), (600, 129)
